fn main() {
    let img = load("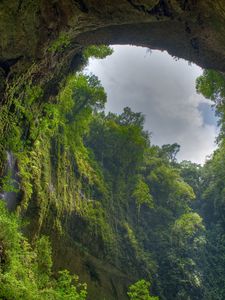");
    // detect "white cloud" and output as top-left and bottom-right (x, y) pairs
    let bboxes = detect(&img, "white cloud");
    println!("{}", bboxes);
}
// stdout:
(85, 45), (217, 164)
